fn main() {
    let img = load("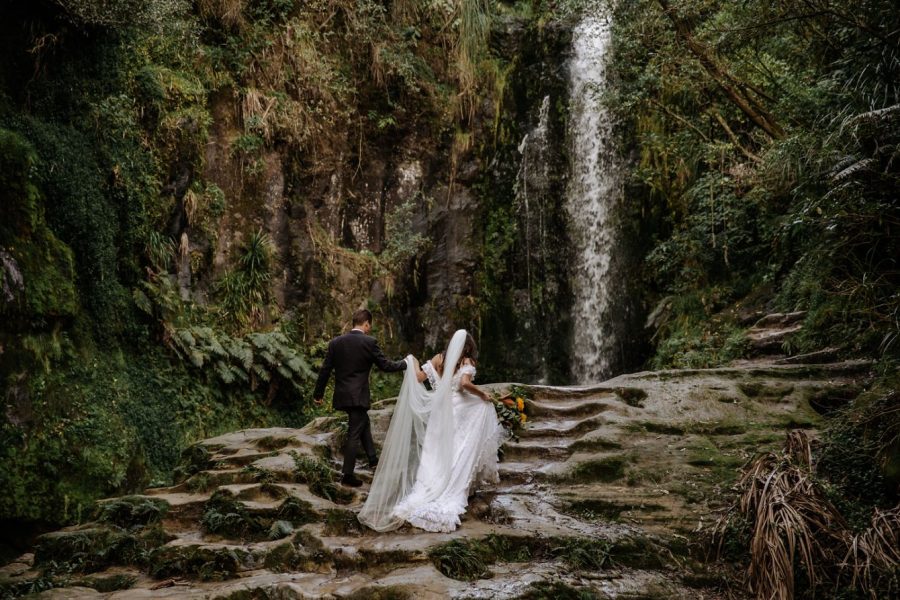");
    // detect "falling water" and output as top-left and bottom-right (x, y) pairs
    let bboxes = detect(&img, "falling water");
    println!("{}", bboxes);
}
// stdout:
(514, 95), (553, 383)
(566, 14), (624, 384)
(515, 95), (551, 297)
